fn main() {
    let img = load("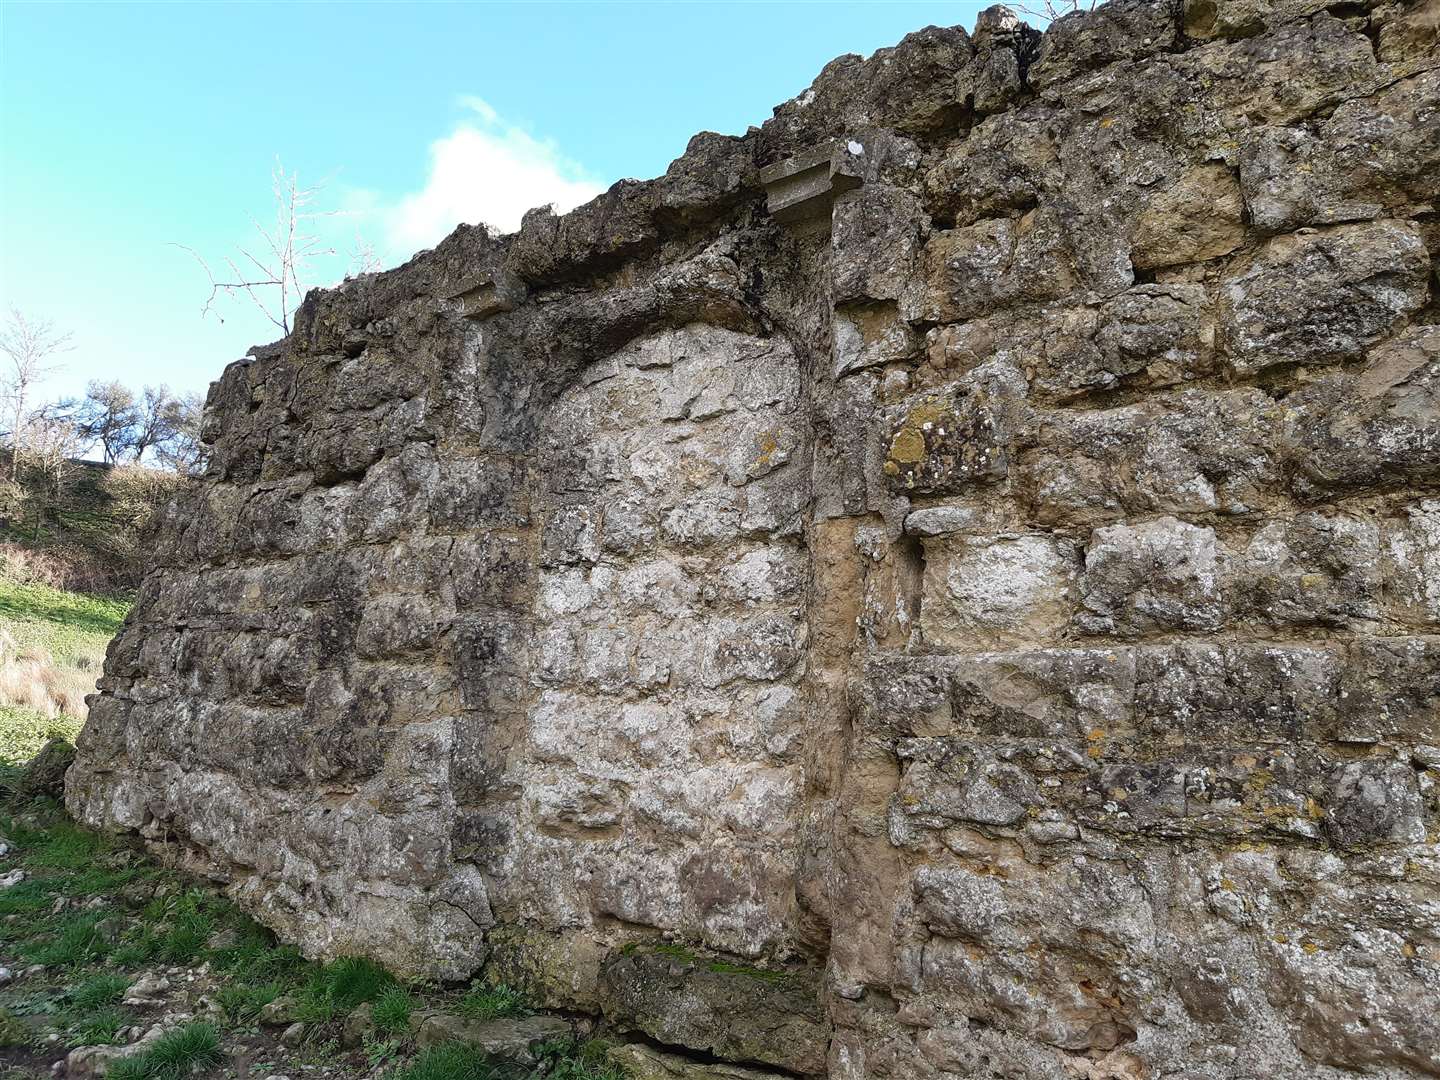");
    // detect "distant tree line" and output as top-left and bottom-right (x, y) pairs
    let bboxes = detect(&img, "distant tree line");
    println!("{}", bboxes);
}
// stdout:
(0, 308), (205, 591)
(0, 308), (205, 479)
